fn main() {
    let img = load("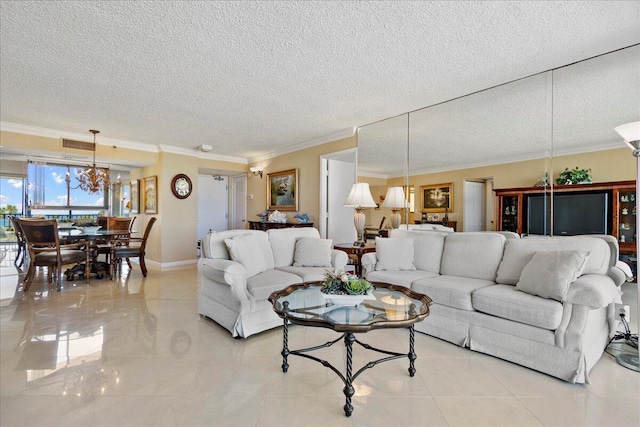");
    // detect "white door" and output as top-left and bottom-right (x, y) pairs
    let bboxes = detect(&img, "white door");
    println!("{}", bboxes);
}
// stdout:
(320, 149), (357, 243)
(232, 174), (247, 229)
(198, 175), (228, 240)
(464, 181), (485, 232)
